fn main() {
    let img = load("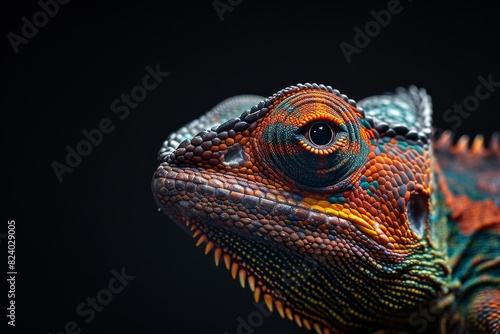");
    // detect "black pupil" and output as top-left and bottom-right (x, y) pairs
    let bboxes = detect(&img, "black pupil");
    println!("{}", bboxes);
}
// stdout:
(309, 123), (333, 146)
